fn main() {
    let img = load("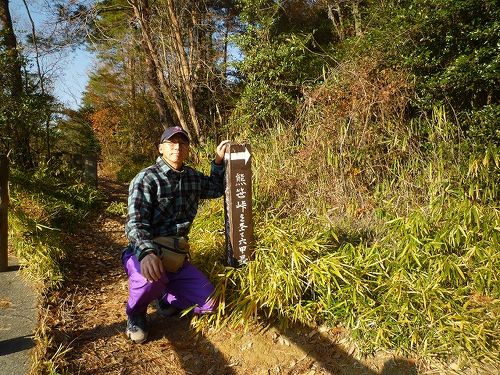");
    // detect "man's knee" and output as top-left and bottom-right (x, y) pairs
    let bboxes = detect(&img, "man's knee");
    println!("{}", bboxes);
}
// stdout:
(129, 270), (168, 295)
